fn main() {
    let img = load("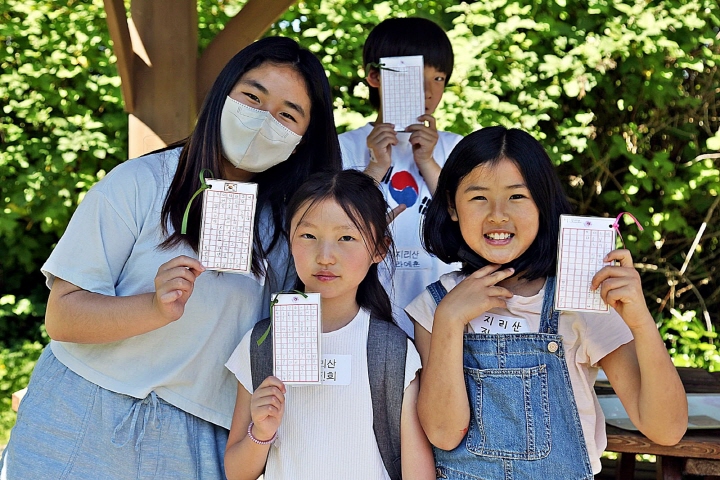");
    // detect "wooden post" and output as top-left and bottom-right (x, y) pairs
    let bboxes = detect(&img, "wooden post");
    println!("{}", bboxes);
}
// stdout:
(127, 0), (198, 158)
(103, 0), (297, 158)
